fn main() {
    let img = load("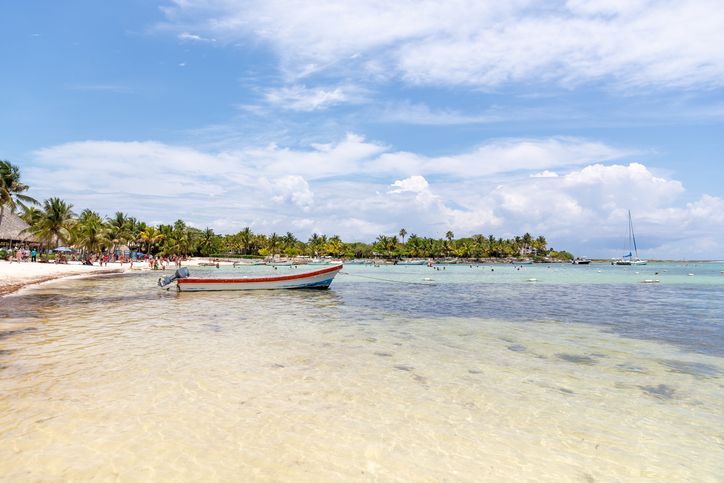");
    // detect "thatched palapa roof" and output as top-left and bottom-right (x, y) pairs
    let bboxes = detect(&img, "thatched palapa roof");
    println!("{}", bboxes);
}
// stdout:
(0, 205), (37, 242)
